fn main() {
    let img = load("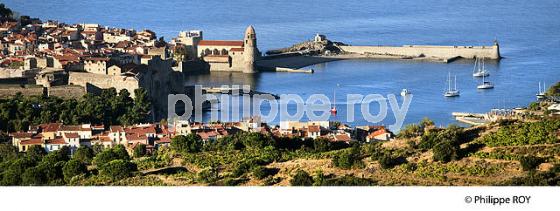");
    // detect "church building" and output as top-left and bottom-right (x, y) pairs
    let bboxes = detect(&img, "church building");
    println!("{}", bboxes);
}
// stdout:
(196, 25), (259, 73)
